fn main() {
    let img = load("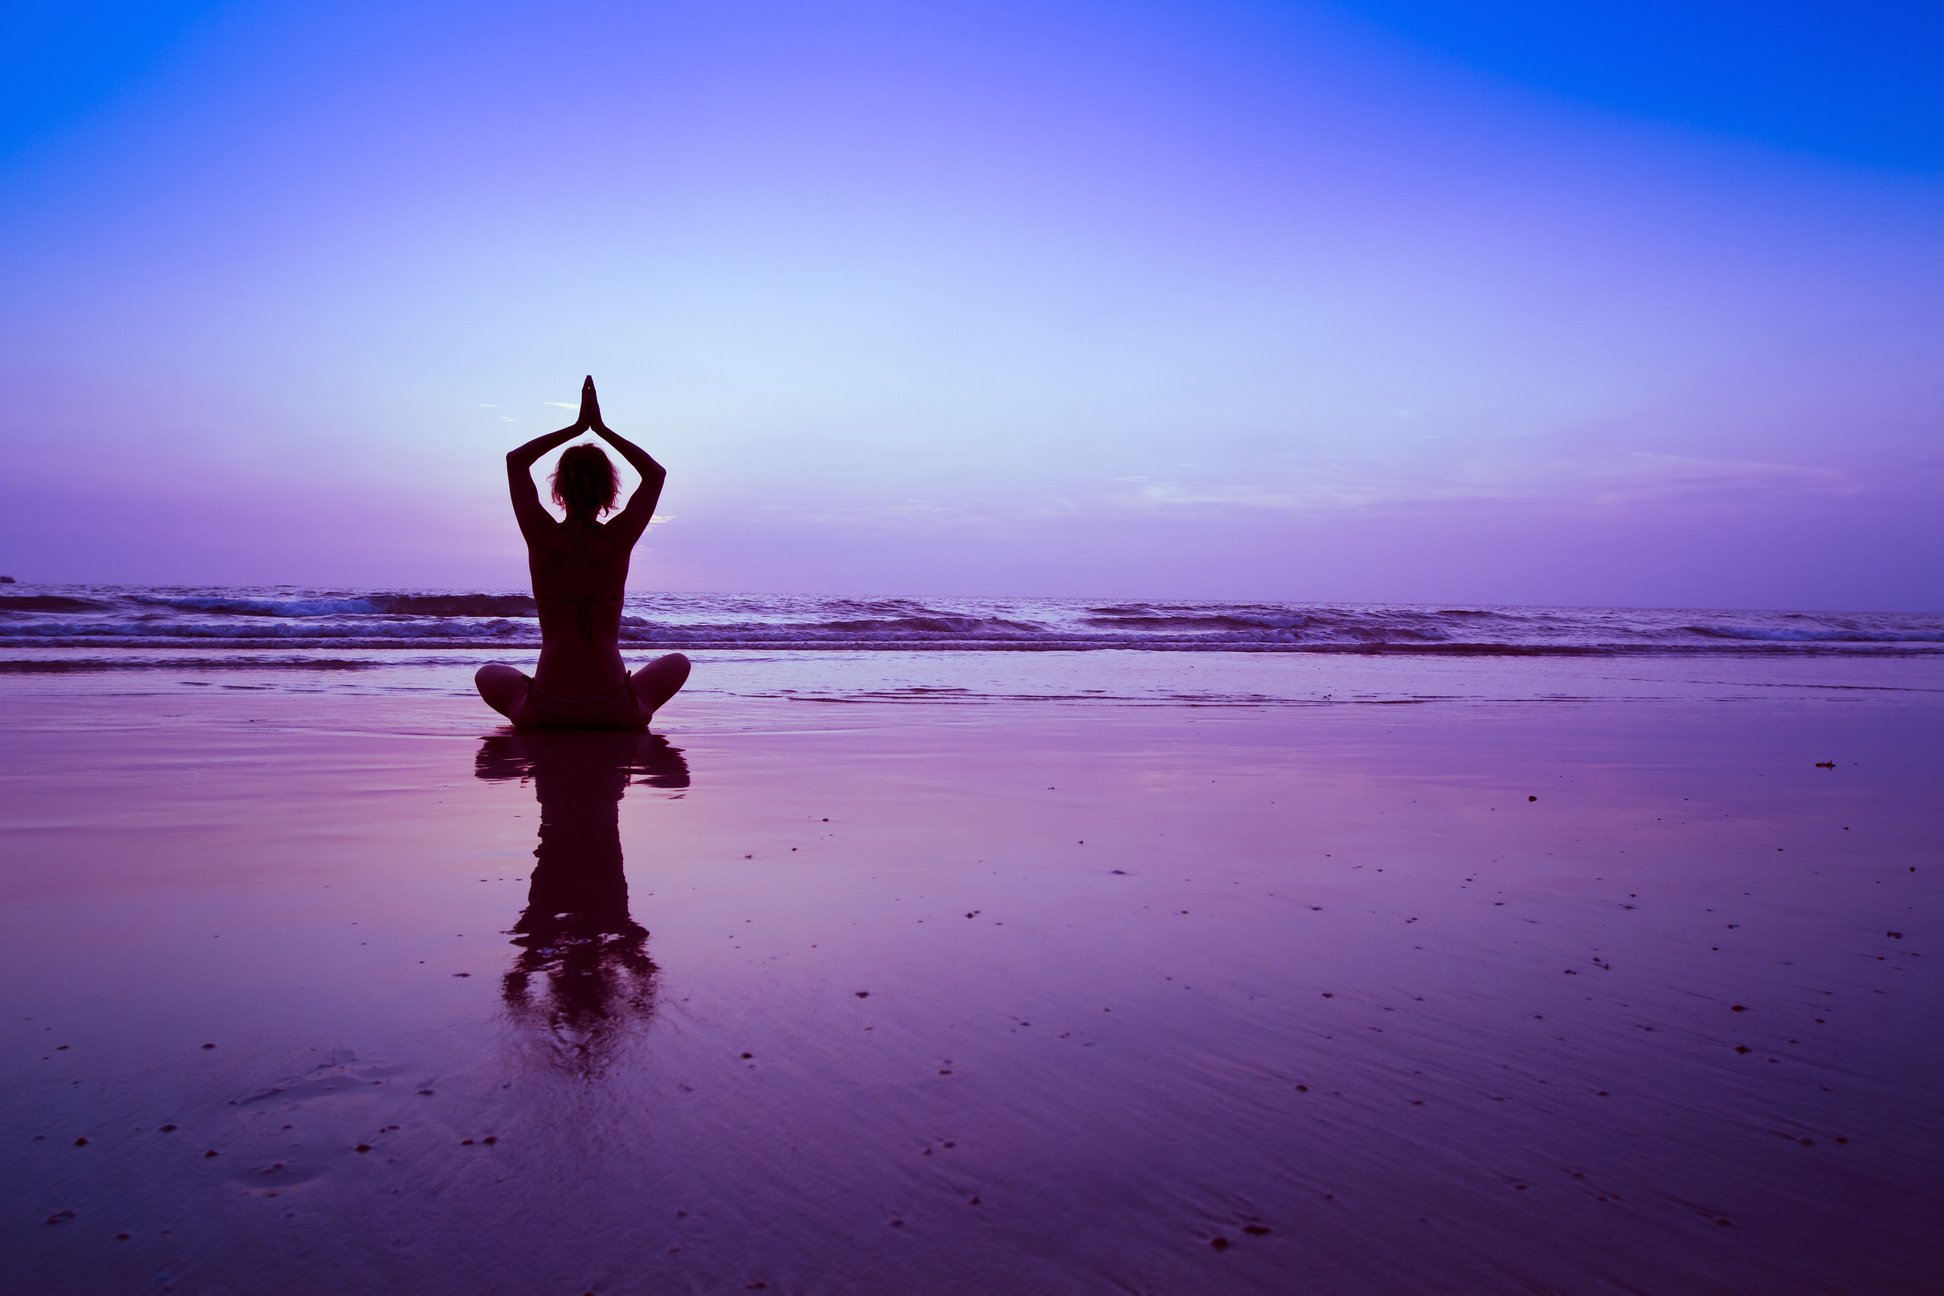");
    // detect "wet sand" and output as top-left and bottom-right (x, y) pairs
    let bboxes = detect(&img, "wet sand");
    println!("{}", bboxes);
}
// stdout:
(2, 669), (1938, 1294)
